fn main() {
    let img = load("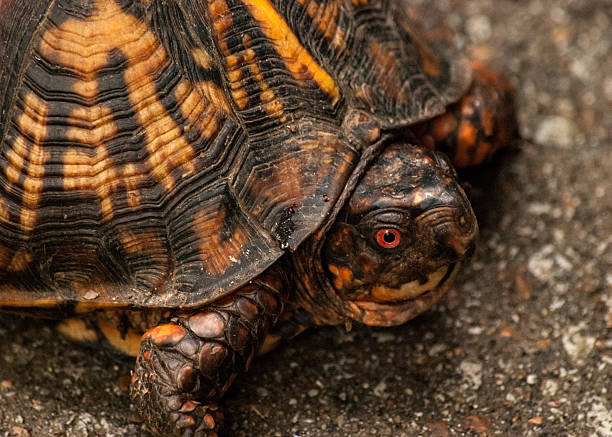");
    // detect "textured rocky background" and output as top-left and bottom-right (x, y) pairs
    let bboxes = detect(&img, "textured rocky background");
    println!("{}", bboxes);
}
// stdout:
(1, 0), (611, 436)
